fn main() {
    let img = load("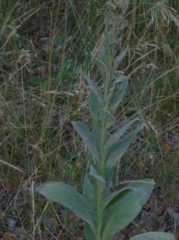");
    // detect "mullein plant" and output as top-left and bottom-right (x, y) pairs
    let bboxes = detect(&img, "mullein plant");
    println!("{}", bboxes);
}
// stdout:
(36, 1), (175, 240)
